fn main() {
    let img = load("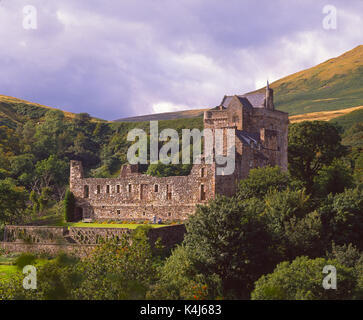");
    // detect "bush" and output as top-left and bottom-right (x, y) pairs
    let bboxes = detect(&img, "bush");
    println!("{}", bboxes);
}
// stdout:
(64, 189), (75, 222)
(15, 253), (36, 270)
